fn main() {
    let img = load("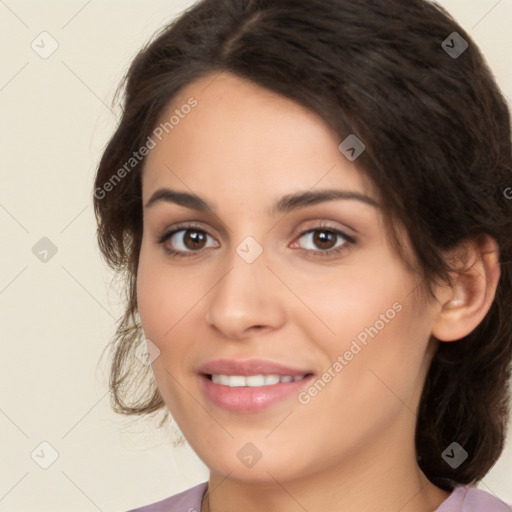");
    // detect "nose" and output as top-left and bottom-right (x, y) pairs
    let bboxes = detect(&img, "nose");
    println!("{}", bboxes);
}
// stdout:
(205, 252), (287, 340)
